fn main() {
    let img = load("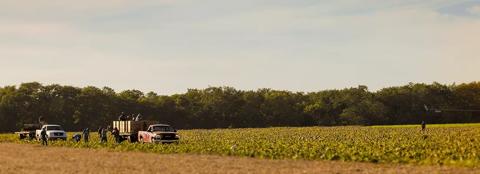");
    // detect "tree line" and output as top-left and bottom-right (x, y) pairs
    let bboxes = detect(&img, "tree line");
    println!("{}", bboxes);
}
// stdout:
(0, 82), (479, 132)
